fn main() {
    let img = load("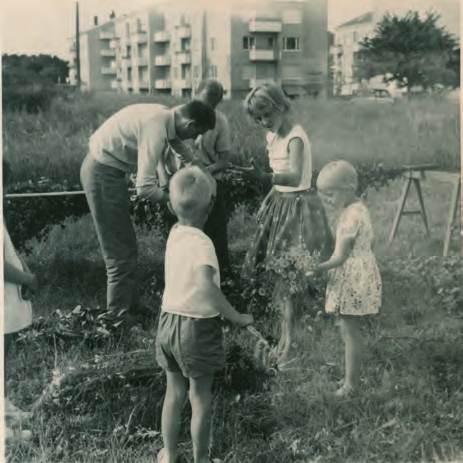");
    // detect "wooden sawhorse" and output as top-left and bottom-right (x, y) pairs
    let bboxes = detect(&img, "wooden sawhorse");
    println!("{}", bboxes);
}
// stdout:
(389, 164), (461, 256)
